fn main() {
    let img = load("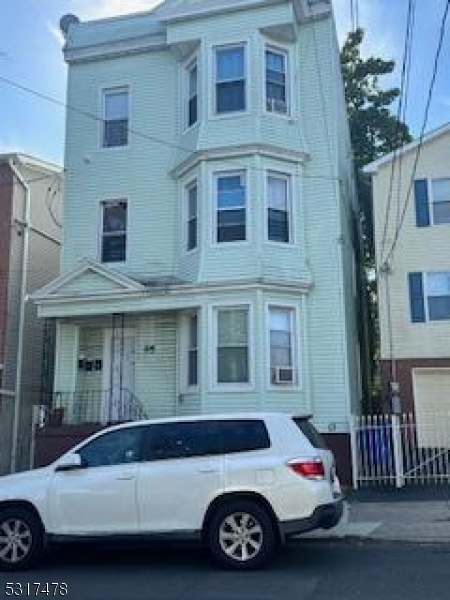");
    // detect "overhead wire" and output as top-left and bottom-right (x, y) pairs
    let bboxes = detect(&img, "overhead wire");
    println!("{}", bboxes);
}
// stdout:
(378, 0), (416, 265)
(383, 0), (450, 264)
(395, 0), (415, 231)
(0, 74), (342, 184)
